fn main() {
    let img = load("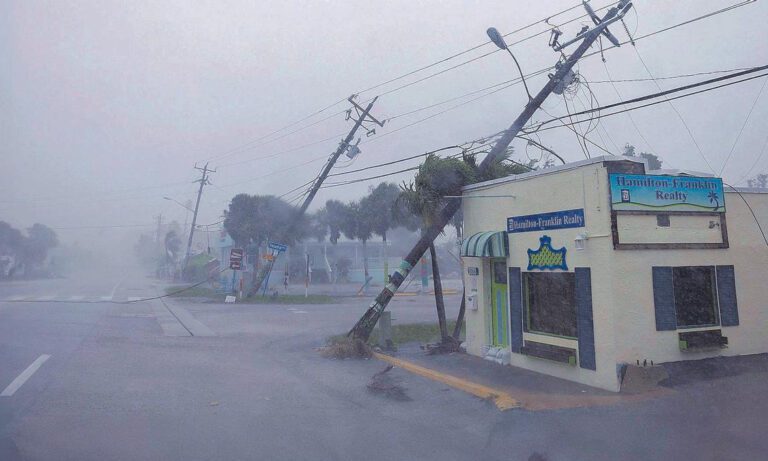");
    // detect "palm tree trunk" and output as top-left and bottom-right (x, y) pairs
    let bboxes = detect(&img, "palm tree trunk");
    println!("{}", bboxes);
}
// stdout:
(452, 289), (465, 341)
(429, 243), (449, 341)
